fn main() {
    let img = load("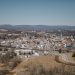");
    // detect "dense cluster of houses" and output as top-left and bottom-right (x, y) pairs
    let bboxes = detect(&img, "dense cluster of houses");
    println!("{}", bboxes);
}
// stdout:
(0, 31), (75, 58)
